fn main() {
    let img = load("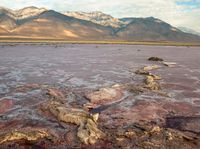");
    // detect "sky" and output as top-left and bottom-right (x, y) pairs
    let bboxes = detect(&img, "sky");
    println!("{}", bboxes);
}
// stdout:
(1, 0), (200, 32)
